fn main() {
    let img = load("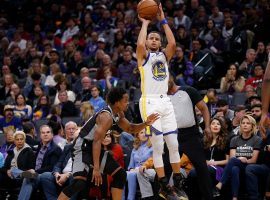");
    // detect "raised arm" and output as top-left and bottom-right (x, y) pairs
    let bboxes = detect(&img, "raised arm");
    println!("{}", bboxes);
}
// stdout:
(157, 4), (176, 61)
(136, 17), (151, 67)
